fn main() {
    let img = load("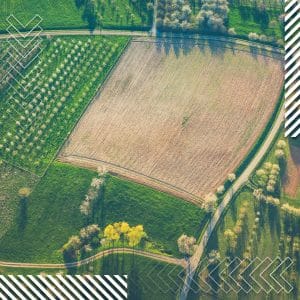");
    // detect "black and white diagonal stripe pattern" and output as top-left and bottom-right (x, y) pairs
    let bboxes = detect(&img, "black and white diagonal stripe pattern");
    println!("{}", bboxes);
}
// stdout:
(0, 275), (127, 300)
(285, 0), (300, 138)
